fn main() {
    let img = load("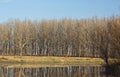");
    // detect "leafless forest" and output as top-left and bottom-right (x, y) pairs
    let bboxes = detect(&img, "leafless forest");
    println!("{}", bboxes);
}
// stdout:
(0, 17), (120, 59)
